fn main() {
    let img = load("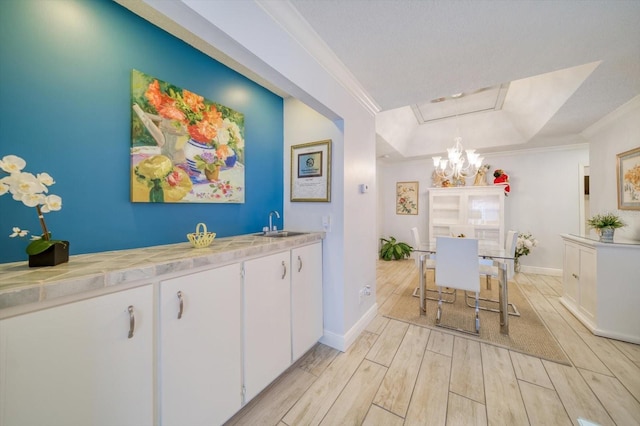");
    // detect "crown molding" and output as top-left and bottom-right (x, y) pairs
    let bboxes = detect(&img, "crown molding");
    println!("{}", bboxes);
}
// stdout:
(256, 0), (380, 116)
(582, 94), (640, 139)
